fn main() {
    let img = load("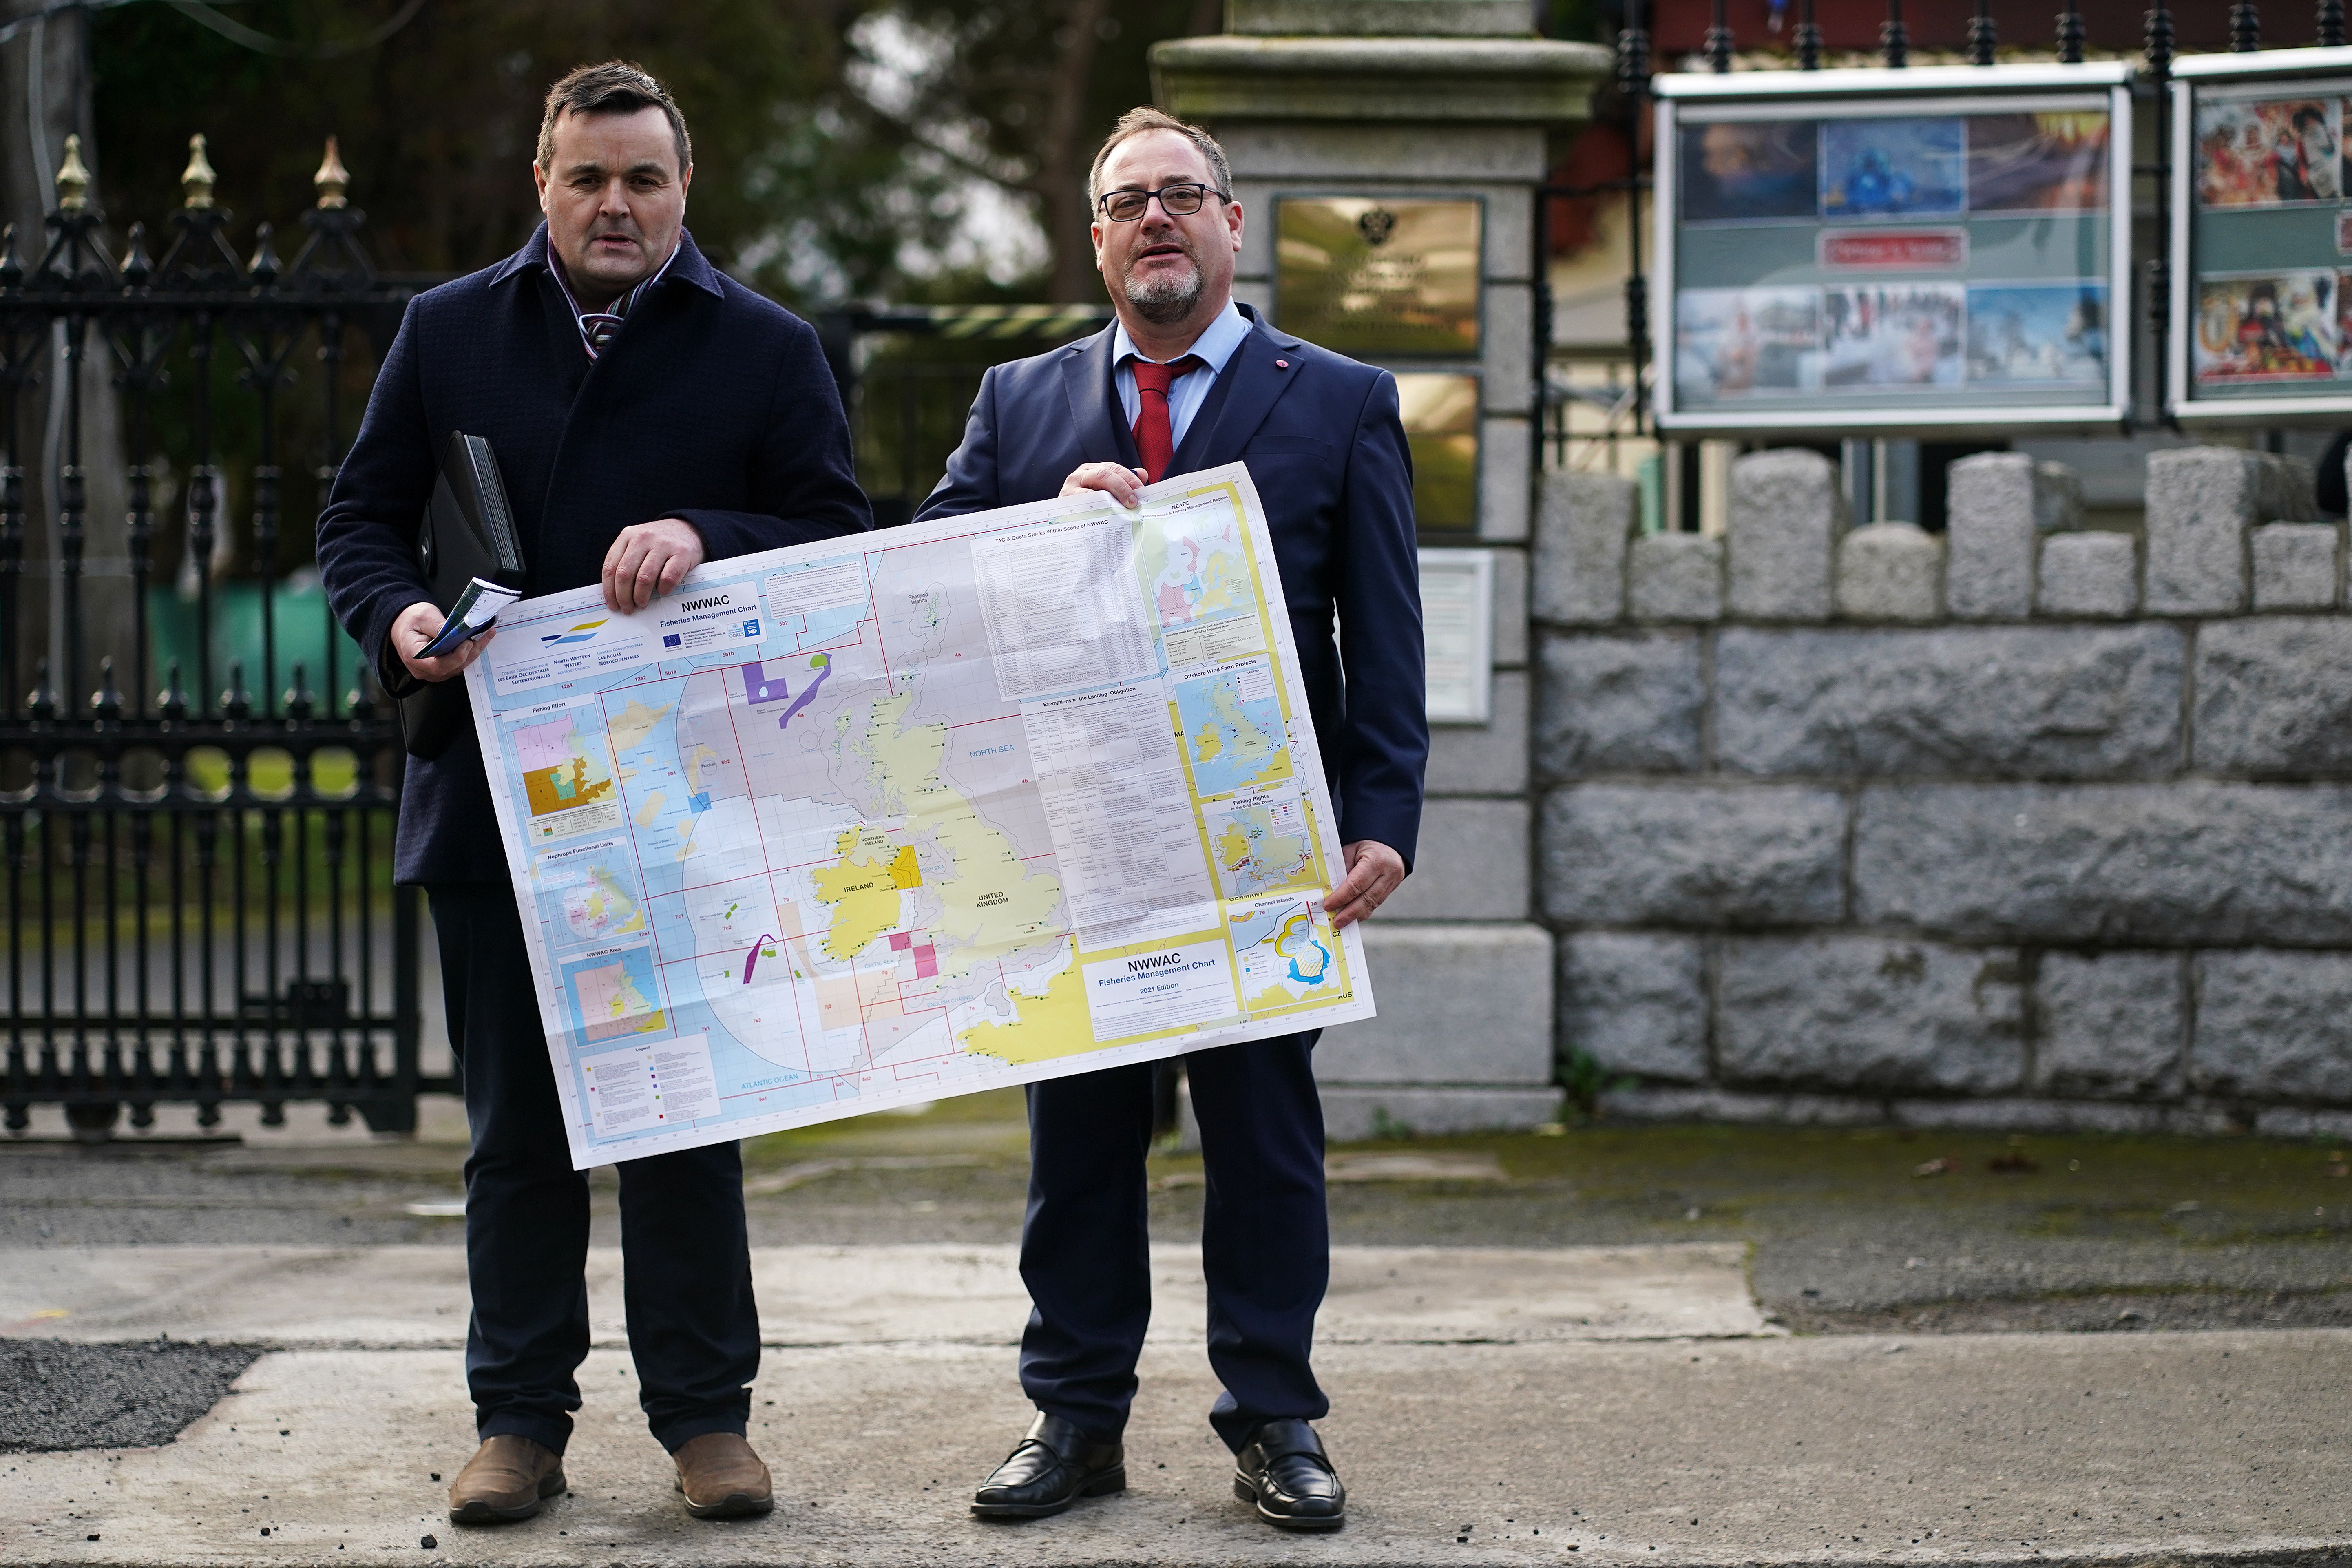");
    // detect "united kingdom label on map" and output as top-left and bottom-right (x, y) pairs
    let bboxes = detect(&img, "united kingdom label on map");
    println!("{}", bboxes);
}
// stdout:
(466, 462), (1374, 1168)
